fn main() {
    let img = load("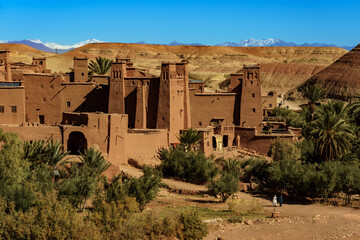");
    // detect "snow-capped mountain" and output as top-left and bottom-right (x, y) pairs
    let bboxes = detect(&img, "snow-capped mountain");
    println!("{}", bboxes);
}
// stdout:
(0, 39), (104, 53)
(216, 38), (354, 50)
(29, 39), (104, 50)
